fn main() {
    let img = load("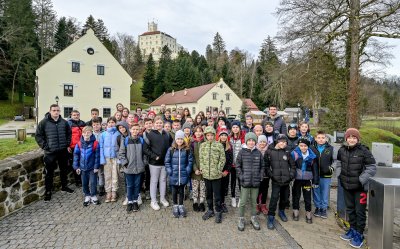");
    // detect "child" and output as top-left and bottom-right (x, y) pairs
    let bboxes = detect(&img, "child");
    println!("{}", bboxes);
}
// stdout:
(118, 124), (145, 213)
(218, 128), (233, 213)
(287, 123), (299, 152)
(253, 125), (264, 137)
(265, 134), (296, 230)
(171, 119), (181, 140)
(229, 120), (245, 207)
(337, 128), (376, 248)
(207, 118), (216, 129)
(143, 116), (173, 211)
(191, 126), (206, 212)
(140, 118), (153, 201)
(116, 121), (132, 206)
(163, 122), (171, 133)
(182, 122), (192, 145)
(73, 126), (100, 206)
(263, 121), (278, 144)
(242, 115), (254, 133)
(312, 131), (334, 219)
(291, 138), (319, 223)
(163, 108), (172, 124)
(297, 121), (314, 143)
(236, 132), (265, 231)
(199, 126), (226, 223)
(216, 117), (229, 140)
(165, 130), (193, 218)
(91, 117), (105, 196)
(99, 116), (120, 203)
(256, 135), (269, 215)
(101, 121), (107, 131)
(86, 108), (103, 126)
